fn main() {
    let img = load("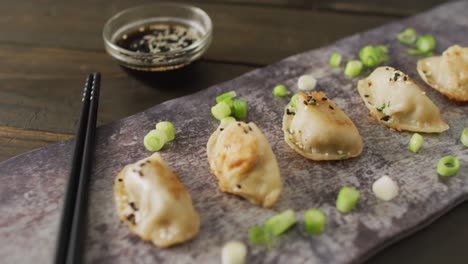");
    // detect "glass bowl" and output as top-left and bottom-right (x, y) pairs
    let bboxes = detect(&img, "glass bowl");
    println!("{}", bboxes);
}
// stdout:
(103, 3), (212, 71)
